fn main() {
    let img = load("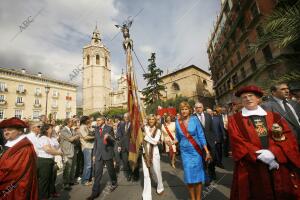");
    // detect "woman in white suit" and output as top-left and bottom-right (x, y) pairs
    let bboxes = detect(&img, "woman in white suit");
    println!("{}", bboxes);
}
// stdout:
(142, 114), (164, 200)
